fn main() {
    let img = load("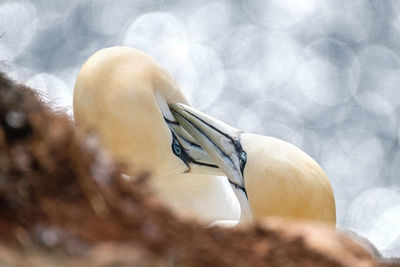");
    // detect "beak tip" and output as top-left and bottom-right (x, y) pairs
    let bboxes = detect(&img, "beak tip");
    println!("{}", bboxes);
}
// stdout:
(168, 102), (177, 109)
(168, 102), (188, 113)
